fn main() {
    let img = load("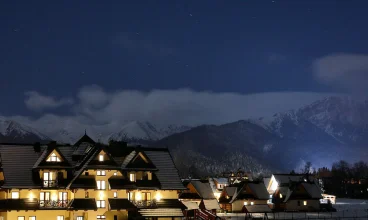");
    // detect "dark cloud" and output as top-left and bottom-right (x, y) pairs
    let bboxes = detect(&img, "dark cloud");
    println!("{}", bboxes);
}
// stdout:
(313, 53), (368, 94)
